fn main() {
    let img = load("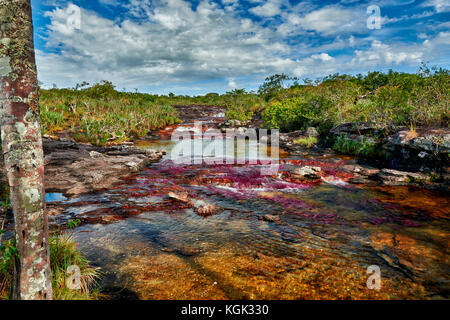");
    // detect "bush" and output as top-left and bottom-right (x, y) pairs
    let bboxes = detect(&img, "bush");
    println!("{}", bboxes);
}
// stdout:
(261, 66), (448, 132)
(262, 94), (331, 132)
